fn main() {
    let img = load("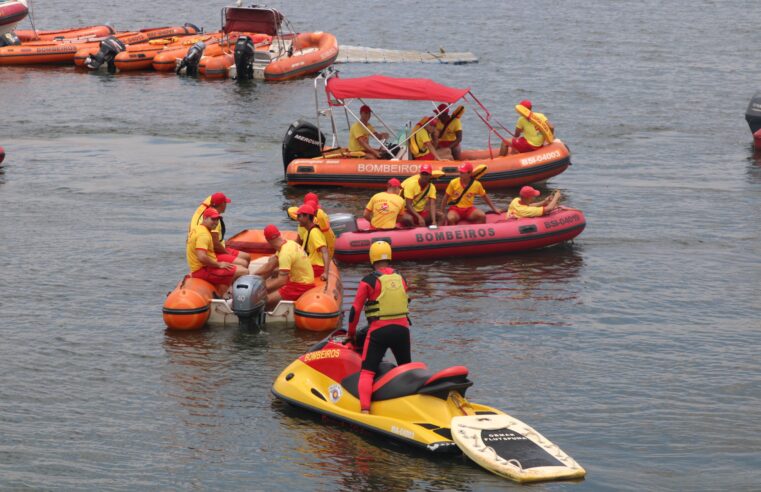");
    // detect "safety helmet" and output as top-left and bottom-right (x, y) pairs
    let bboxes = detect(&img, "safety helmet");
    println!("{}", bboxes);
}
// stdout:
(369, 241), (392, 264)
